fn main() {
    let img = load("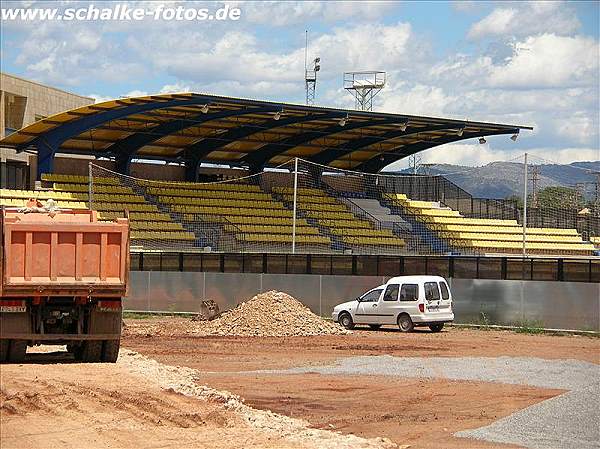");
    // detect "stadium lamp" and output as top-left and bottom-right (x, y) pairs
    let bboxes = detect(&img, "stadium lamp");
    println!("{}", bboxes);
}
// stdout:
(456, 127), (464, 137)
(201, 104), (209, 114)
(511, 133), (519, 141)
(479, 137), (487, 144)
(339, 114), (349, 127)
